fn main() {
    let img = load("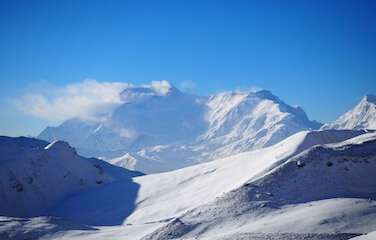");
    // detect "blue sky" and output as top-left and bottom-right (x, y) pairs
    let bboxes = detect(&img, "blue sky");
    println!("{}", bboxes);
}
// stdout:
(0, 0), (375, 136)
